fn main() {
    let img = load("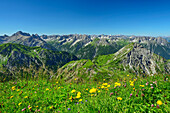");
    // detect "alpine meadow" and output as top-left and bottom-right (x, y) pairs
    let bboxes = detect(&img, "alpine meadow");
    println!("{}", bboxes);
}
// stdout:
(0, 0), (170, 113)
